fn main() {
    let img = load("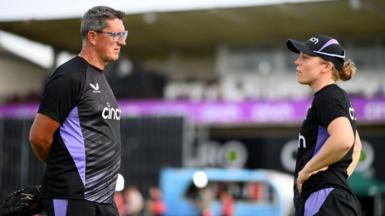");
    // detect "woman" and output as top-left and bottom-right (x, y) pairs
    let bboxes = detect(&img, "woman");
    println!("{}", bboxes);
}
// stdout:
(286, 35), (362, 215)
